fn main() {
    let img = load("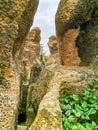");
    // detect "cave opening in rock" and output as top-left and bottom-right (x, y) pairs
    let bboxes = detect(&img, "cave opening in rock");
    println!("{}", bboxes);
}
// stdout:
(18, 113), (27, 124)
